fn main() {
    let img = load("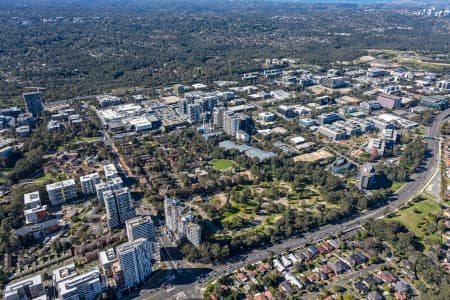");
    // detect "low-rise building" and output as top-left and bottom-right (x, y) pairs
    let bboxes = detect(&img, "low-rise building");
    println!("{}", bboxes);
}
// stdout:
(318, 125), (347, 140)
(53, 264), (104, 300)
(99, 248), (117, 277)
(360, 100), (382, 111)
(420, 95), (449, 110)
(317, 112), (341, 125)
(24, 205), (49, 224)
(258, 112), (276, 123)
(376, 93), (402, 109)
(4, 273), (46, 300)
